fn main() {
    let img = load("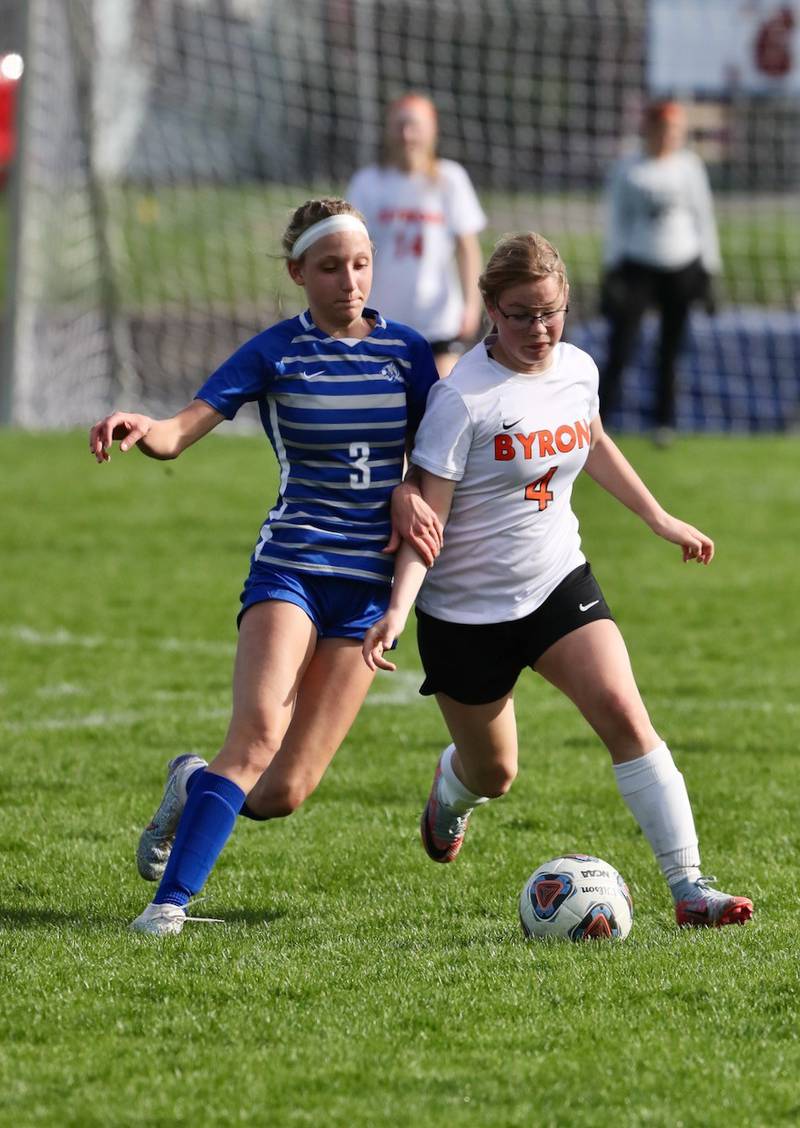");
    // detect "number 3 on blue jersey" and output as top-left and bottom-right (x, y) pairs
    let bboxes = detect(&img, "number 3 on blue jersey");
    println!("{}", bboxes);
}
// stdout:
(349, 442), (371, 490)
